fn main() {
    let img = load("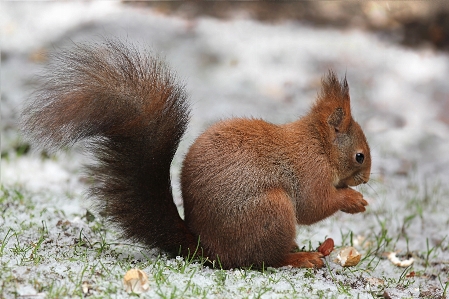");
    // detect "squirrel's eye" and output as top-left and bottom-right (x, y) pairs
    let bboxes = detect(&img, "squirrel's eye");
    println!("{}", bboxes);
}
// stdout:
(355, 153), (364, 164)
